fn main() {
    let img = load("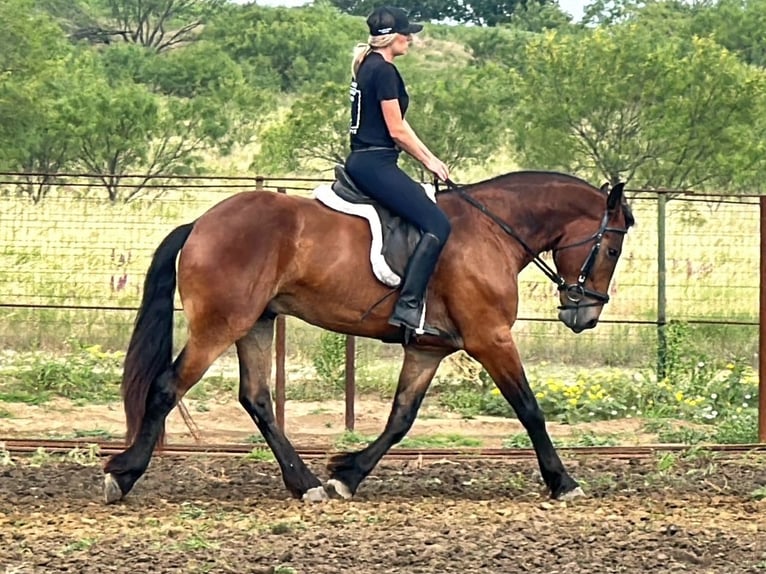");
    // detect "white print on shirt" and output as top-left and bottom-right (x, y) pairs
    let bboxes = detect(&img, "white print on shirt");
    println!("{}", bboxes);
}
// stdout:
(349, 80), (361, 135)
